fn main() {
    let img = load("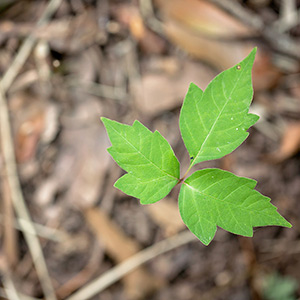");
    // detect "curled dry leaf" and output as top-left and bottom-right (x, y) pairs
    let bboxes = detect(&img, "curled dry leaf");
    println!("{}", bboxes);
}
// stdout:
(34, 99), (108, 208)
(268, 122), (300, 162)
(156, 0), (282, 90)
(85, 207), (164, 300)
(139, 58), (216, 117)
(9, 92), (45, 163)
(156, 0), (254, 38)
(145, 197), (185, 236)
